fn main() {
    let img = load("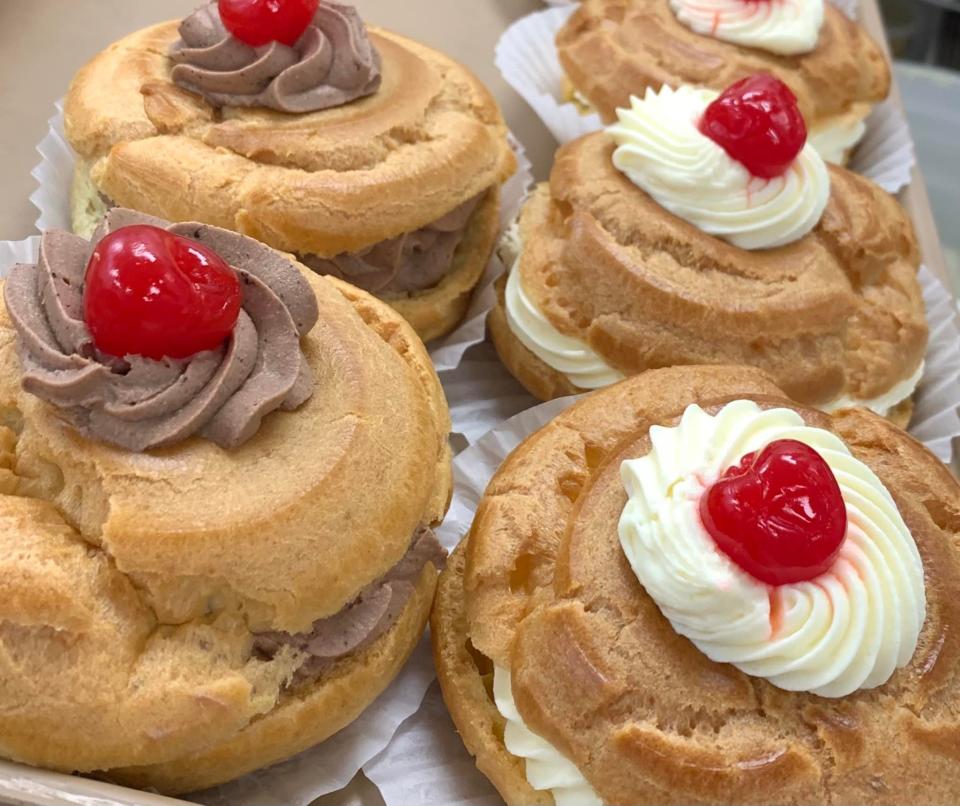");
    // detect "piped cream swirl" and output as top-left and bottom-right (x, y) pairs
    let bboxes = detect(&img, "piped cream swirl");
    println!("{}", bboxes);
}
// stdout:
(608, 85), (830, 250)
(4, 209), (318, 452)
(169, 1), (381, 113)
(669, 0), (825, 56)
(618, 400), (926, 697)
(493, 666), (602, 806)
